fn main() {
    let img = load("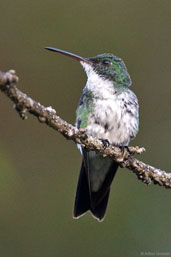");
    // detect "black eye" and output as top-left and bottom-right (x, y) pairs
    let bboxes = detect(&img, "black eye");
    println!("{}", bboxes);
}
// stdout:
(102, 59), (111, 65)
